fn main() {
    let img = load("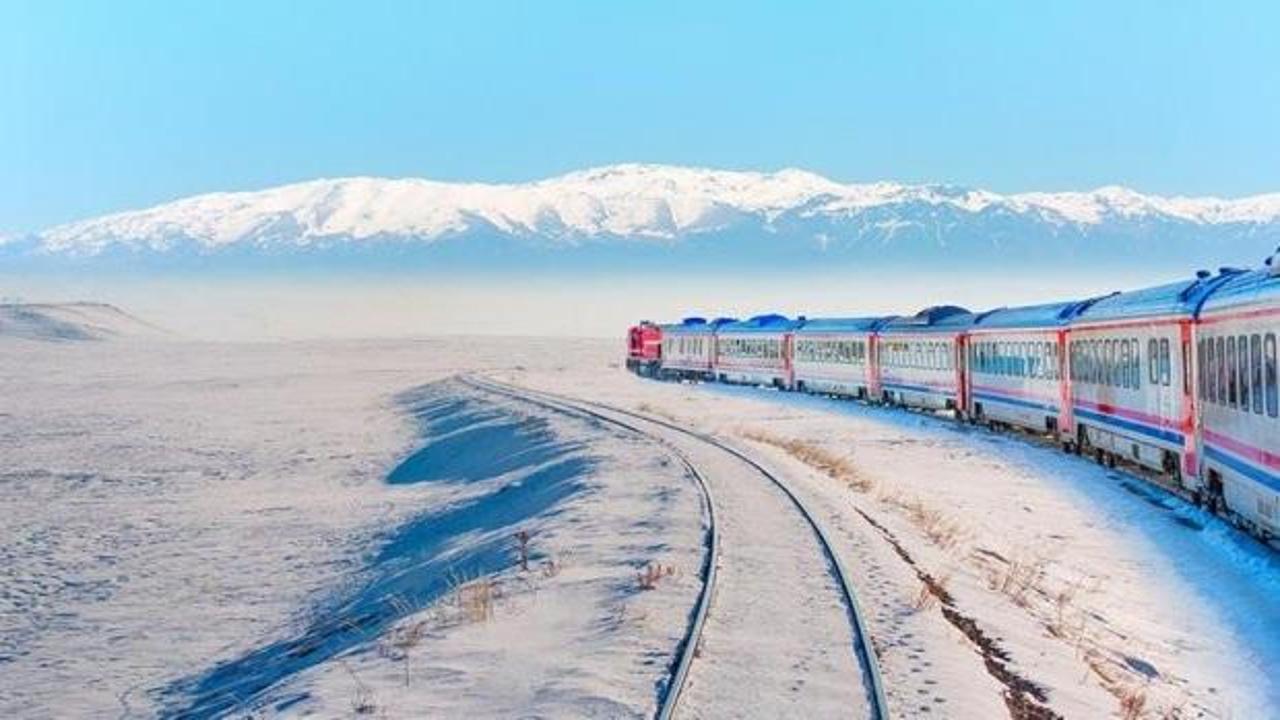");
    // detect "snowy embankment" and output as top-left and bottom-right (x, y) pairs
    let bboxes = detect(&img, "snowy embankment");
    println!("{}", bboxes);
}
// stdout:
(513, 365), (1280, 719)
(0, 339), (702, 718)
